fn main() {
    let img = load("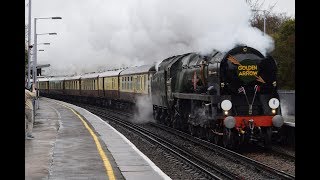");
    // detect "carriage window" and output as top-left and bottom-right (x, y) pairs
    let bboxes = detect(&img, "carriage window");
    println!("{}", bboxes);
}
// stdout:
(144, 75), (147, 90)
(141, 76), (143, 90)
(121, 77), (124, 89)
(126, 77), (128, 90)
(137, 76), (140, 90)
(129, 76), (131, 90)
